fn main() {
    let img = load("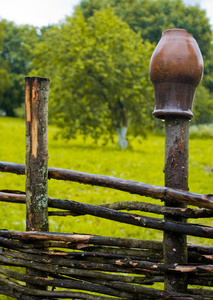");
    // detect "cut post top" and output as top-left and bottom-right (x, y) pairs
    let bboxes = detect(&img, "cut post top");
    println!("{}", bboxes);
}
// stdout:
(25, 76), (50, 82)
